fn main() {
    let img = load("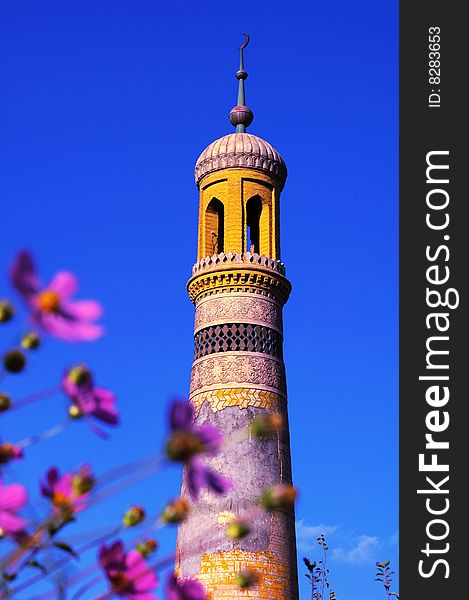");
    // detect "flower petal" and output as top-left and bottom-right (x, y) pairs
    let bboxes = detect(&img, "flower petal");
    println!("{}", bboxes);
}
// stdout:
(47, 271), (78, 299)
(99, 540), (125, 570)
(93, 388), (119, 425)
(0, 510), (26, 534)
(166, 575), (206, 600)
(186, 458), (208, 499)
(170, 400), (194, 431)
(0, 483), (28, 511)
(125, 551), (158, 591)
(196, 424), (223, 454)
(10, 250), (40, 300)
(63, 300), (102, 320)
(204, 468), (233, 495)
(41, 313), (103, 341)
